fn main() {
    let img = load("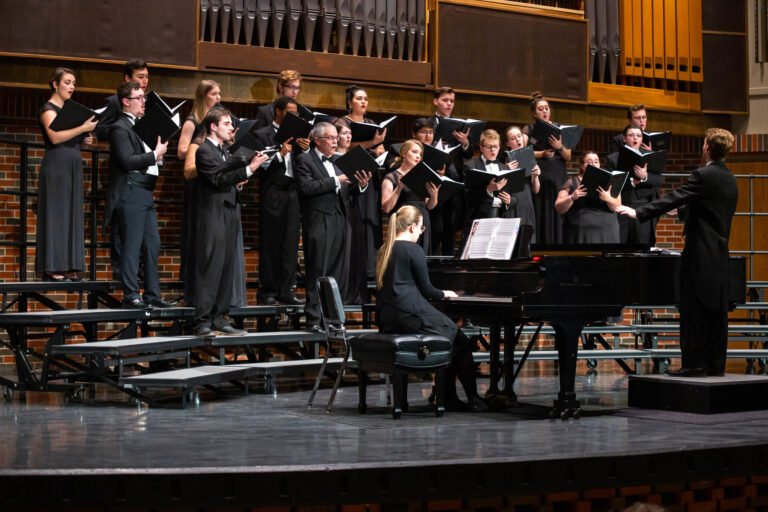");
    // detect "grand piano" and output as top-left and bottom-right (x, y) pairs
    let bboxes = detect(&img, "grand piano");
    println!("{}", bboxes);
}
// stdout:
(427, 247), (747, 419)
